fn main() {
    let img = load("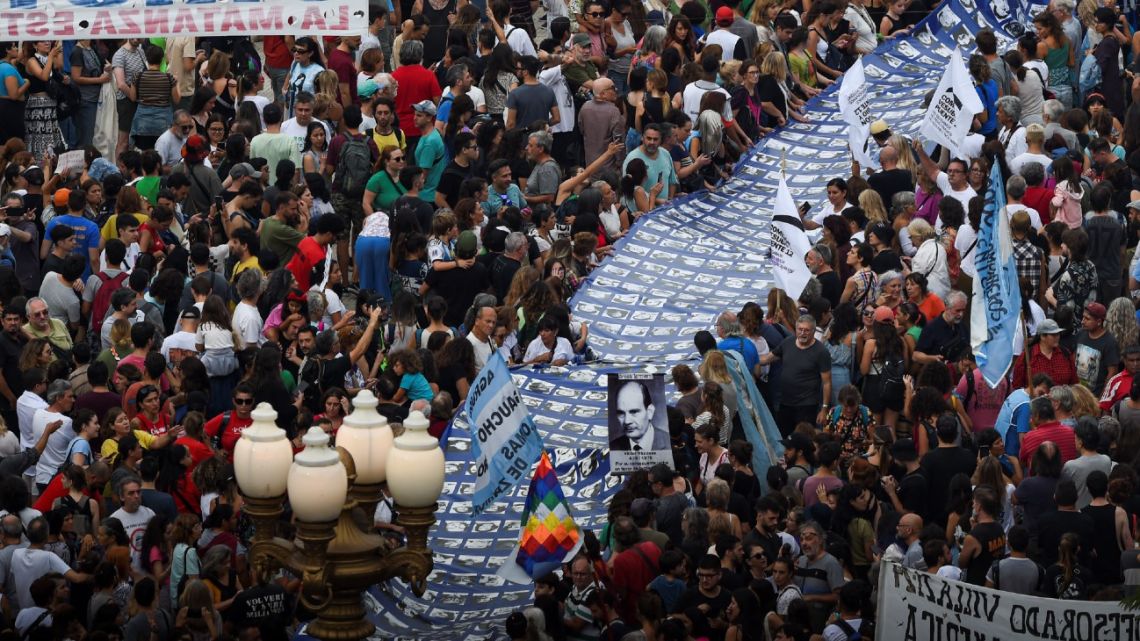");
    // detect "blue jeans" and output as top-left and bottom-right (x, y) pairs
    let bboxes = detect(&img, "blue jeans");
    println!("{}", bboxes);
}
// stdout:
(607, 68), (629, 98)
(75, 100), (99, 149)
(356, 235), (391, 302)
(266, 65), (289, 104)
